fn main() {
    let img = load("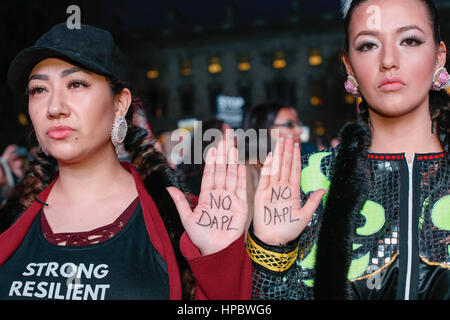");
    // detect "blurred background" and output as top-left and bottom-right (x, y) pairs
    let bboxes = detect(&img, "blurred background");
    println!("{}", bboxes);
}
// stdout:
(1, 0), (450, 152)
